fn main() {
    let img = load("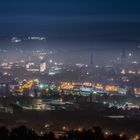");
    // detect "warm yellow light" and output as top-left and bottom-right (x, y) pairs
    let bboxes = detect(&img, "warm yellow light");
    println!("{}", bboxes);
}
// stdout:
(105, 85), (118, 92)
